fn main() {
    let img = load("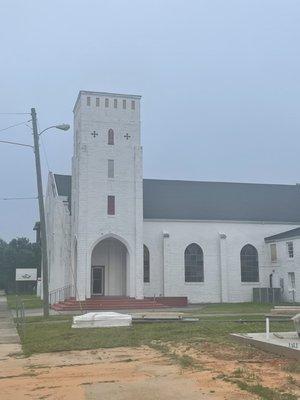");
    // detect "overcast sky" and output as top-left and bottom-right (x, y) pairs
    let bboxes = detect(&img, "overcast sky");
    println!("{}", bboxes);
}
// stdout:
(0, 0), (300, 242)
